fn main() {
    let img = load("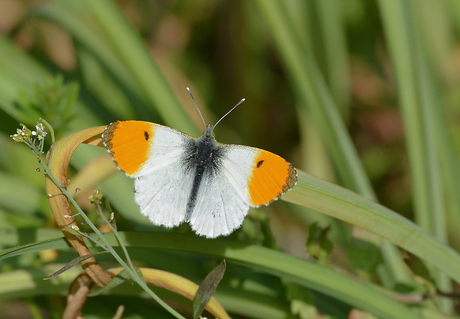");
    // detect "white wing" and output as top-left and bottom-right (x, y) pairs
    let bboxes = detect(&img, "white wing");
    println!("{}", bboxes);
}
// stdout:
(189, 145), (257, 238)
(134, 125), (194, 228)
